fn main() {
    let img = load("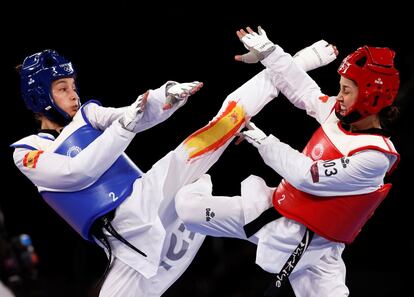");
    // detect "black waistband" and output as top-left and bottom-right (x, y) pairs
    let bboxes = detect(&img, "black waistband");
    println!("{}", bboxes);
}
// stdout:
(245, 209), (316, 296)
(264, 228), (314, 296)
(91, 209), (147, 289)
(243, 207), (282, 238)
(91, 210), (147, 258)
